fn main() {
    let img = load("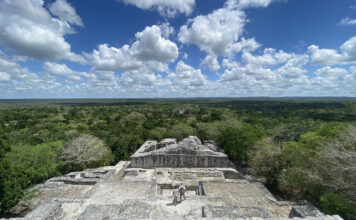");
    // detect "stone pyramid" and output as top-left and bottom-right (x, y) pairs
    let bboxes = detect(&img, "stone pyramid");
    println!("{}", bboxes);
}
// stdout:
(6, 136), (342, 220)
